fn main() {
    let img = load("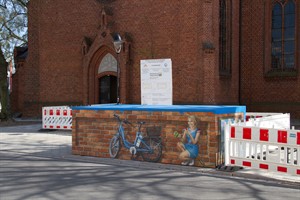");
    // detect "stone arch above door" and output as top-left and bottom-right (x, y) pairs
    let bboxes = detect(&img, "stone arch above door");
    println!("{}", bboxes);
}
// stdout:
(81, 8), (132, 105)
(86, 46), (117, 104)
(96, 53), (118, 104)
